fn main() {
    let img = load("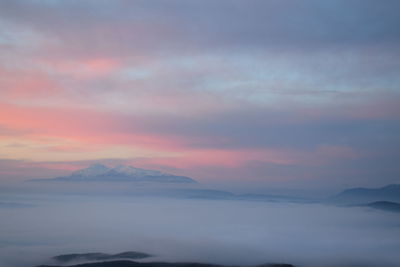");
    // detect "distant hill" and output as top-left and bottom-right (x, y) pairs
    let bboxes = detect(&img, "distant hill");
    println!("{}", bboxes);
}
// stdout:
(29, 164), (197, 184)
(363, 201), (400, 213)
(37, 260), (294, 267)
(328, 184), (400, 205)
(53, 251), (152, 263)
